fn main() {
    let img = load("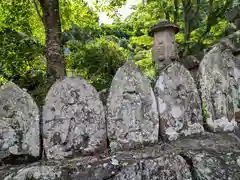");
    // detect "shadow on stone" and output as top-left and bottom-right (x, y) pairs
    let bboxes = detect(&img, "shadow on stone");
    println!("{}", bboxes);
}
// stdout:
(178, 153), (198, 180)
(0, 154), (39, 166)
